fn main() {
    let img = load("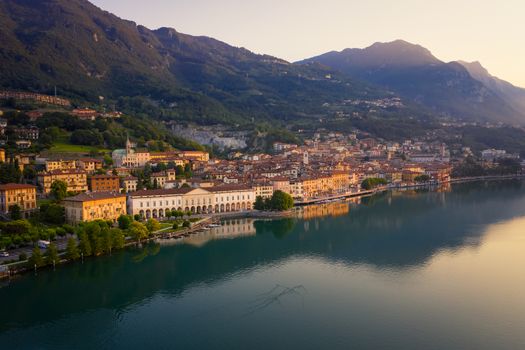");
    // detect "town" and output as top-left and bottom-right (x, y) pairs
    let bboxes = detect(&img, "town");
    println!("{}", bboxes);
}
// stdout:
(0, 92), (524, 270)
